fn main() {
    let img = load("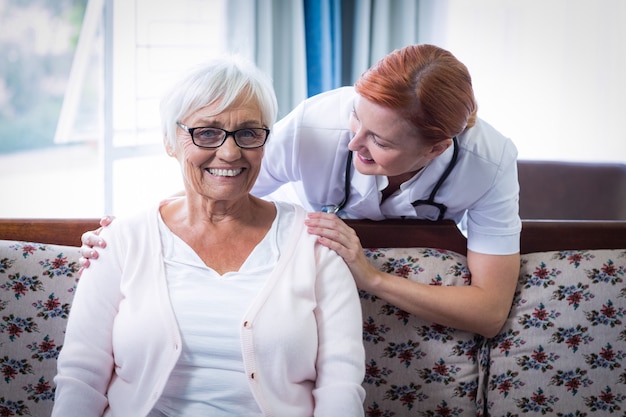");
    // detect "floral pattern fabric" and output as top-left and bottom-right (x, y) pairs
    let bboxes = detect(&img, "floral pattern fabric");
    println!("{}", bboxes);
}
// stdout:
(360, 247), (626, 416)
(484, 249), (626, 416)
(0, 241), (80, 417)
(360, 247), (483, 416)
(1, 239), (625, 417)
